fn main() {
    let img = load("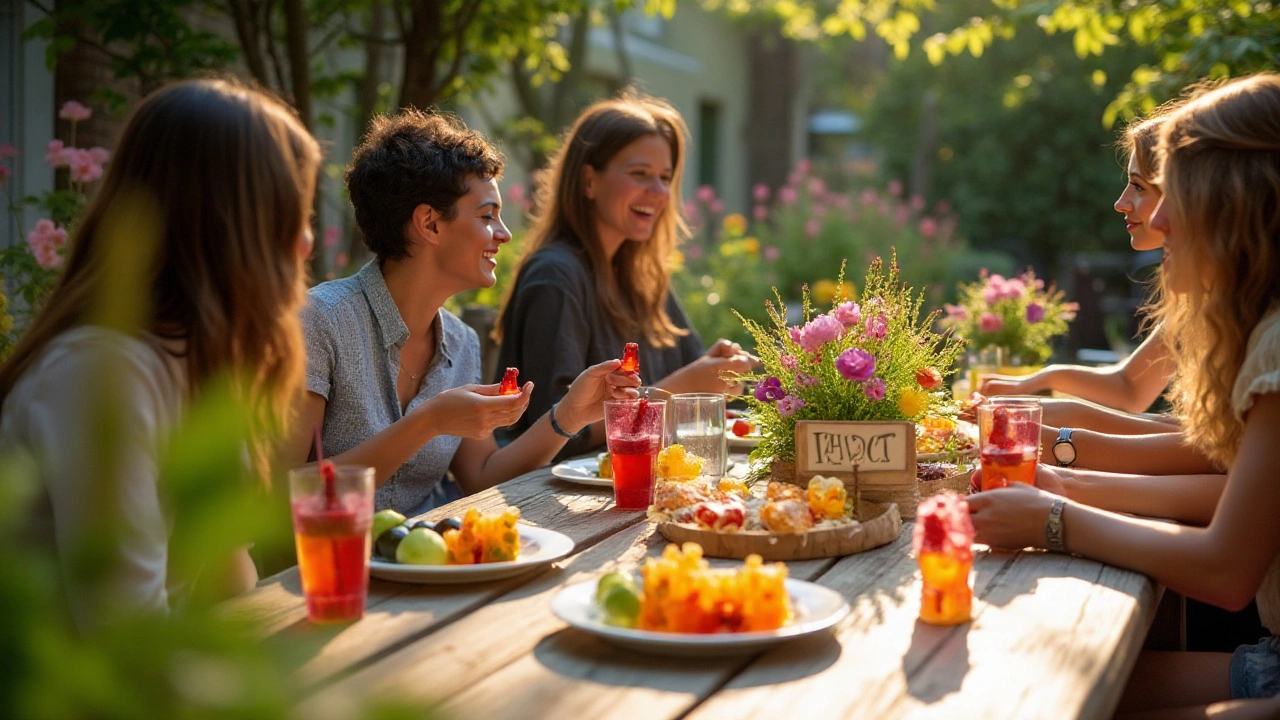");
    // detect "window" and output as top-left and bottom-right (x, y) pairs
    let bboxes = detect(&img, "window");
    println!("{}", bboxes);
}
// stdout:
(697, 100), (721, 190)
